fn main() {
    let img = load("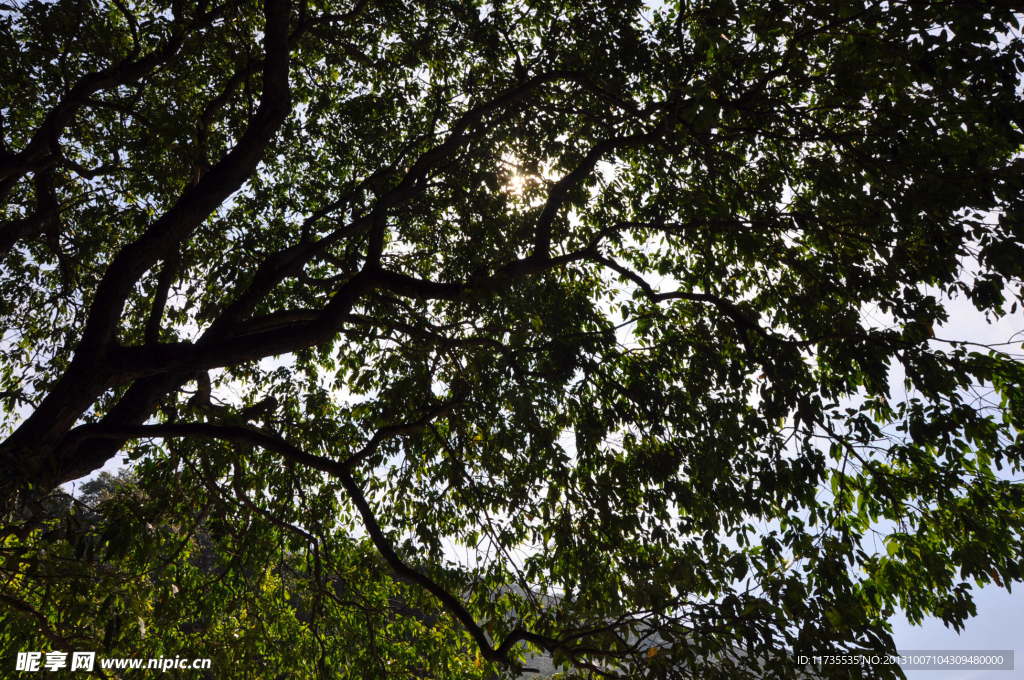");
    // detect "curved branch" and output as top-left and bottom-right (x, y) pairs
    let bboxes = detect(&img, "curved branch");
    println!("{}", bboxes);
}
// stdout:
(67, 422), (624, 670)
(528, 132), (660, 262)
(0, 593), (76, 648)
(588, 251), (771, 338)
(338, 396), (465, 470)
